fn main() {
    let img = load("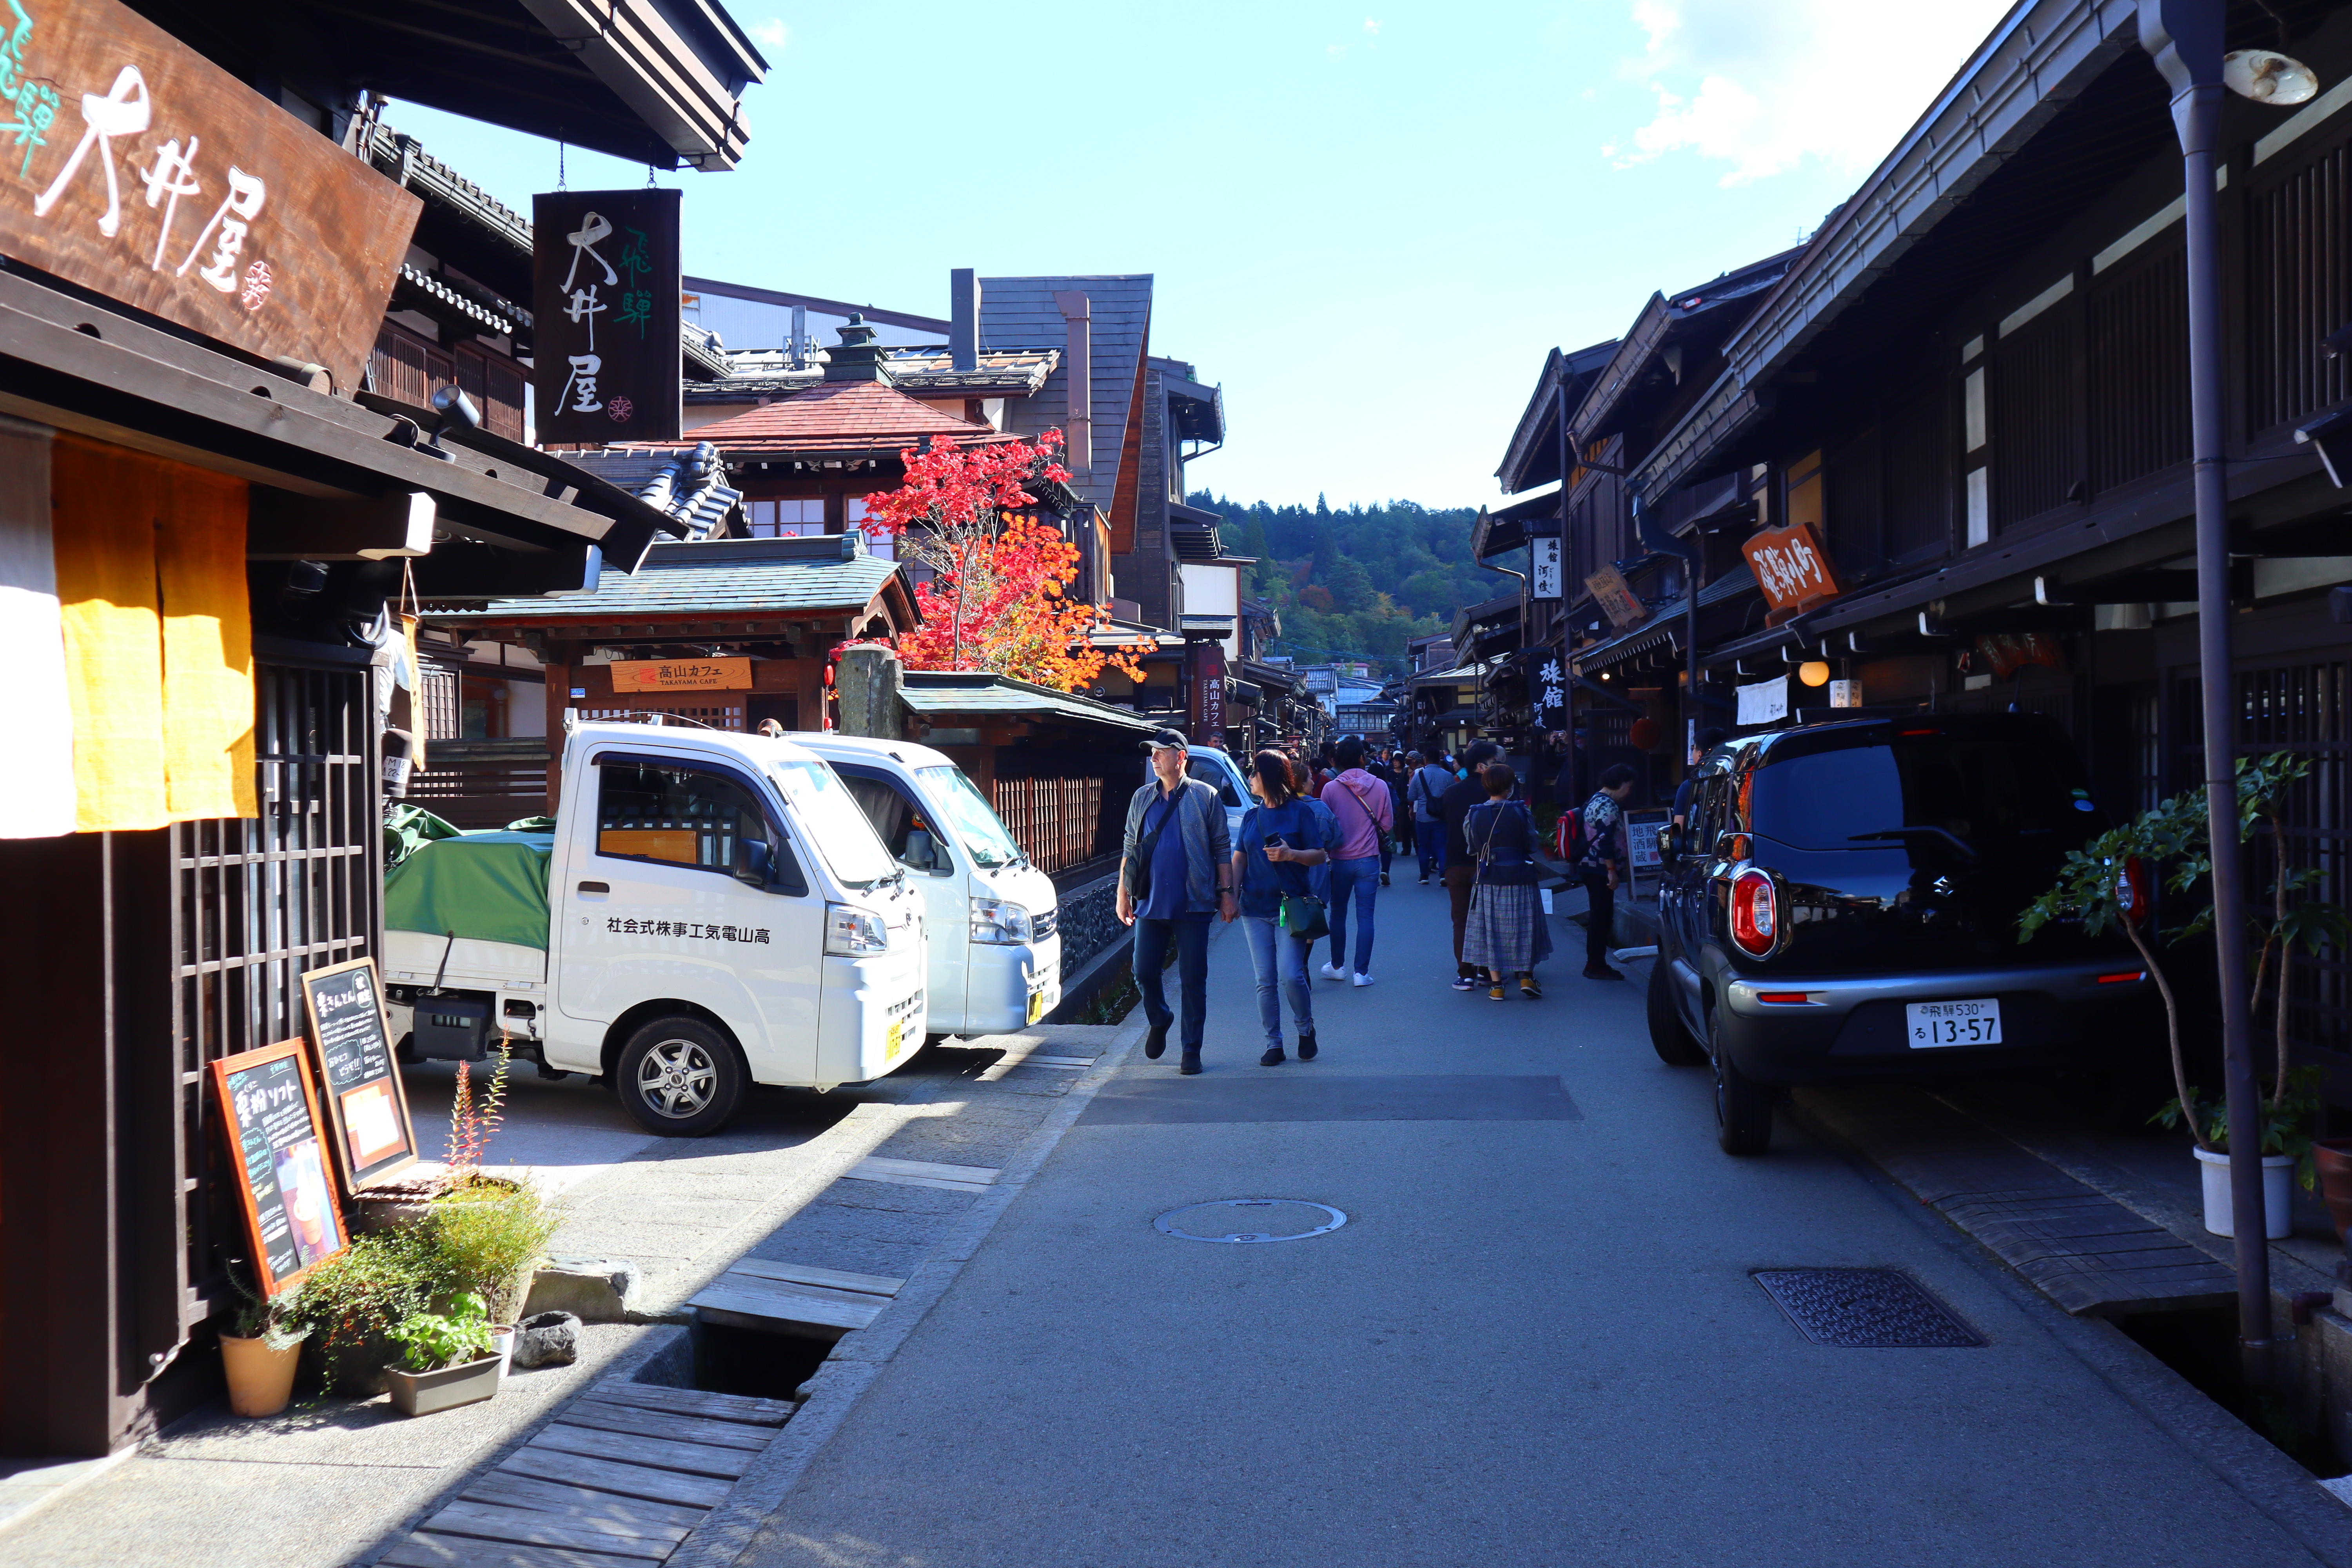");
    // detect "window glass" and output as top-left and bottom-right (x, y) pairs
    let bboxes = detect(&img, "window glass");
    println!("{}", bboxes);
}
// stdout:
(766, 758), (898, 888)
(1187, 756), (1243, 808)
(919, 766), (1024, 867)
(1749, 734), (2091, 851)
(597, 761), (769, 871)
(841, 773), (951, 873)
(746, 499), (826, 539)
